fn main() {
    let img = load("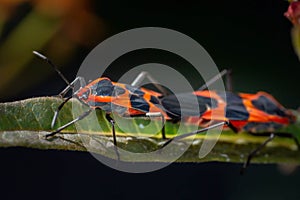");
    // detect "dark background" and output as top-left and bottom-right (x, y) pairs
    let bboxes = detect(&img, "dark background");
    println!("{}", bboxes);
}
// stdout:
(1, 0), (300, 199)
